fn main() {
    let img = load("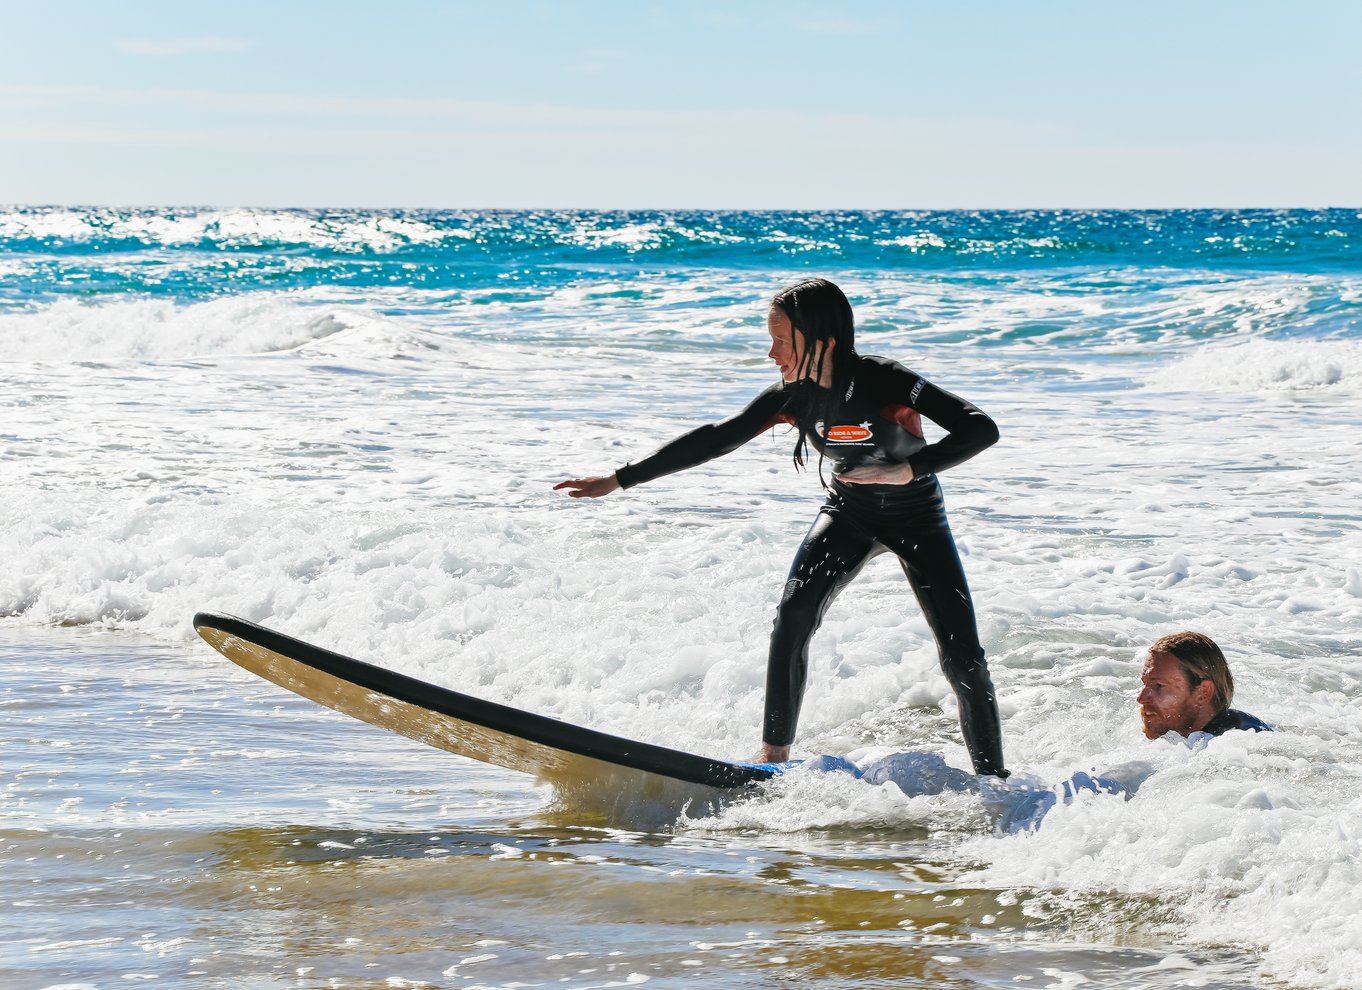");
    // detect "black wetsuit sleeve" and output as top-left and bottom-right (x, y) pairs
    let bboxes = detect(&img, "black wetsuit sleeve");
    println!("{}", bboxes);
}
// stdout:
(615, 383), (791, 490)
(1201, 708), (1273, 735)
(883, 363), (999, 478)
